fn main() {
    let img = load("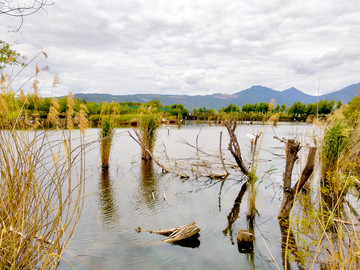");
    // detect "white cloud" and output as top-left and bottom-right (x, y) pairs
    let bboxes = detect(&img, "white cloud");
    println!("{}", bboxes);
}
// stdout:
(1, 0), (359, 96)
